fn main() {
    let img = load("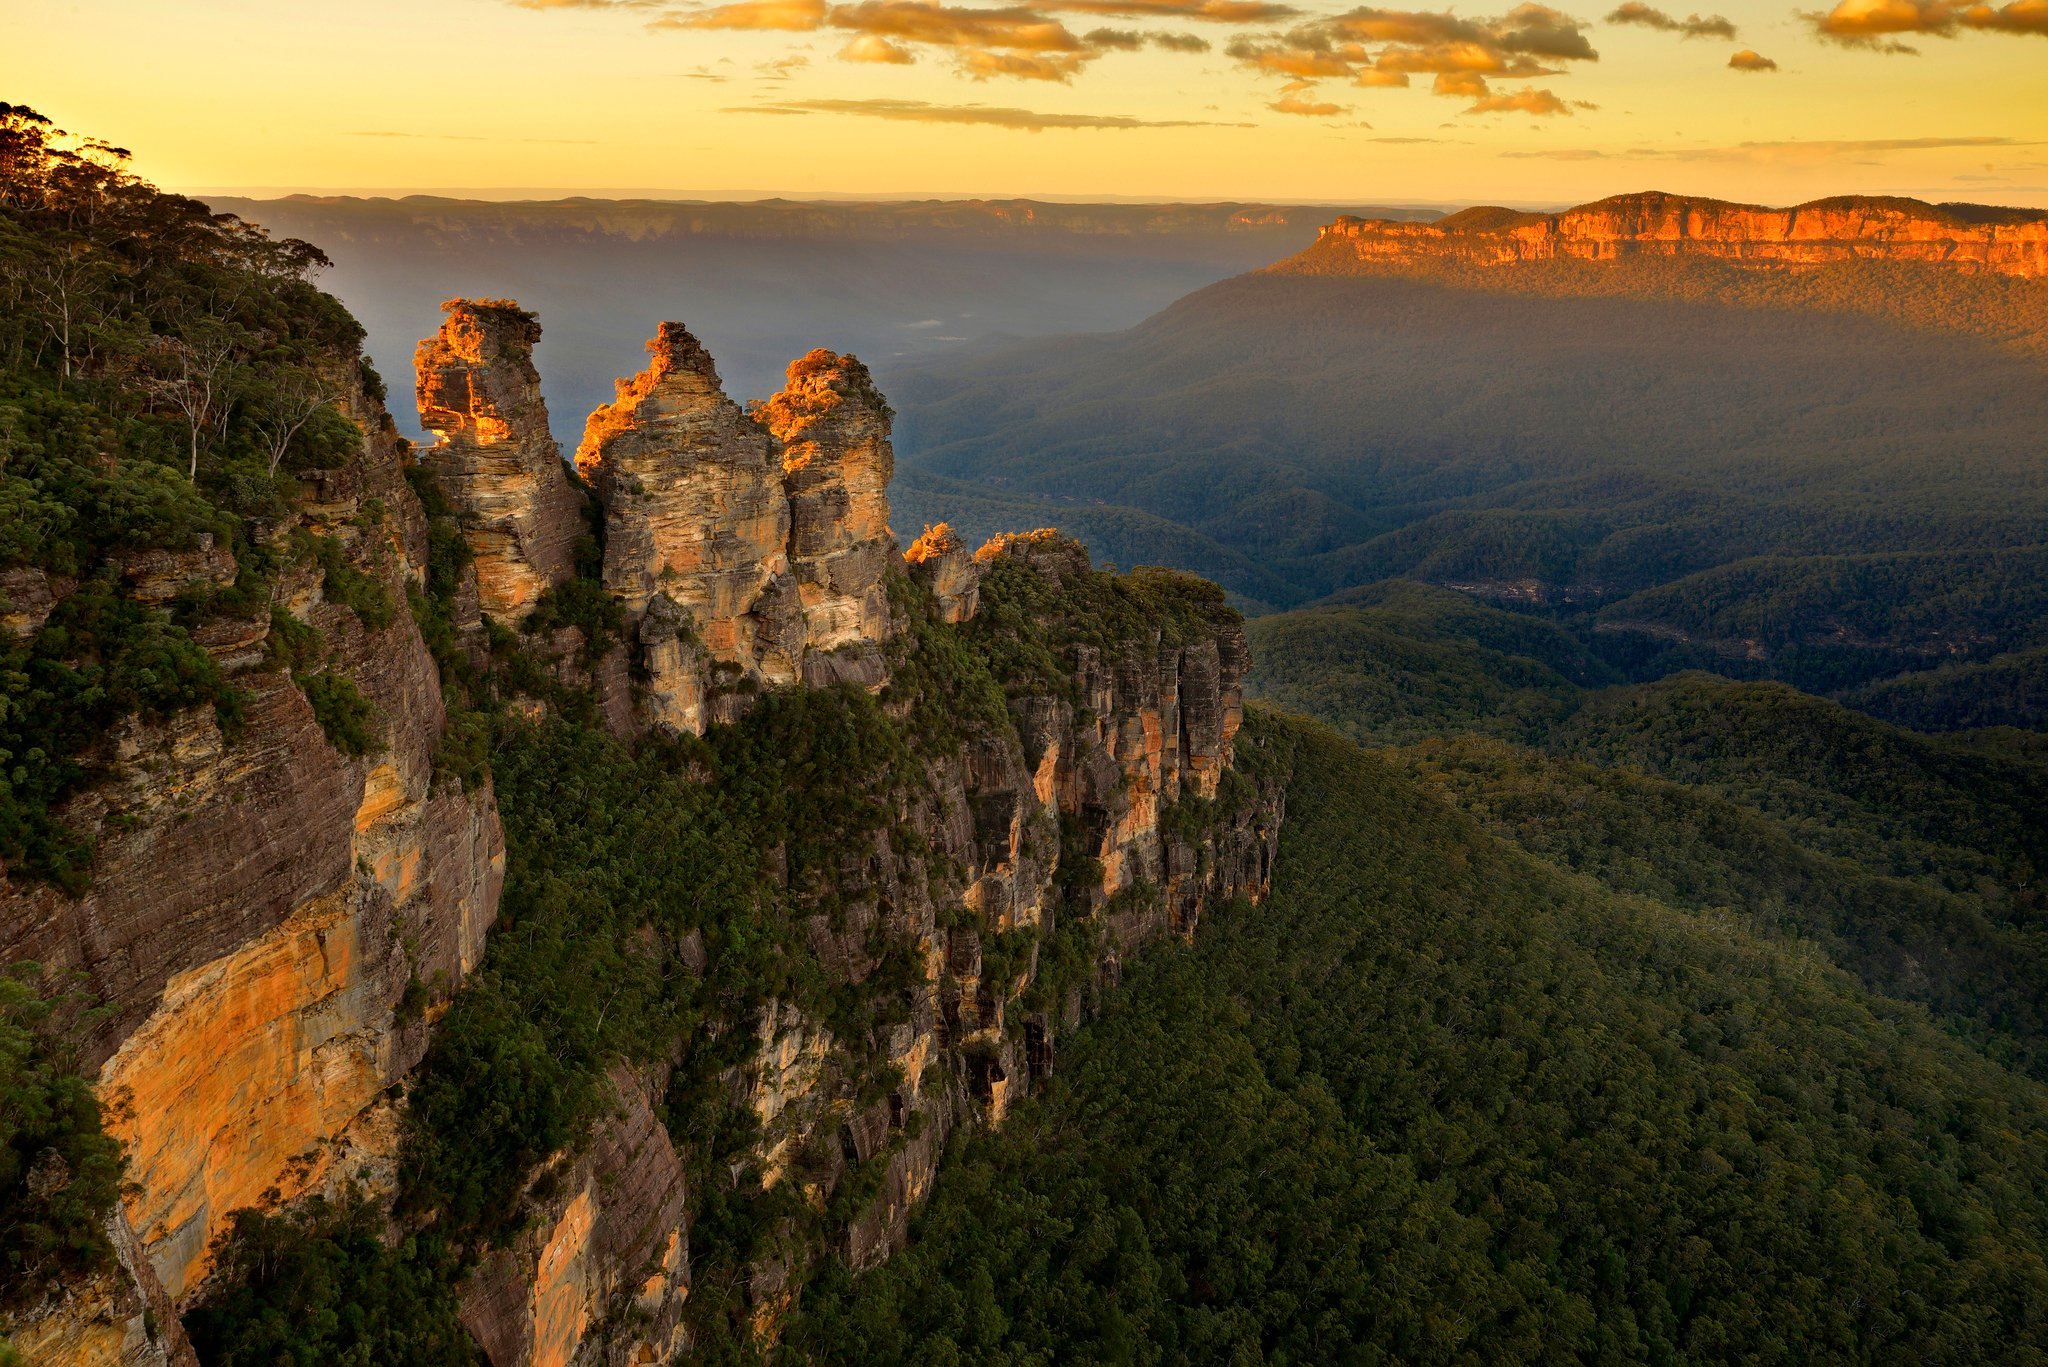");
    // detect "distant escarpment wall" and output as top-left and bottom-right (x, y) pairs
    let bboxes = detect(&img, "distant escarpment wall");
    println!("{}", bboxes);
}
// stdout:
(1294, 191), (2048, 279)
